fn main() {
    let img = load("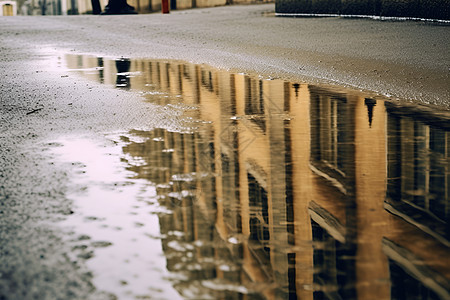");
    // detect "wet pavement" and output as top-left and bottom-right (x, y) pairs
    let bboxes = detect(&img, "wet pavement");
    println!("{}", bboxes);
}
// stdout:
(10, 54), (446, 299)
(1, 6), (449, 298)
